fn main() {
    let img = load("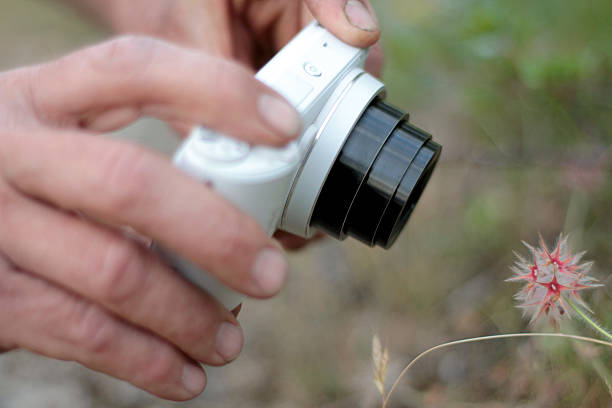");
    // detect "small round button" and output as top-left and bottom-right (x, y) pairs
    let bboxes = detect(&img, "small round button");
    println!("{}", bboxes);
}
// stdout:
(303, 62), (322, 77)
(193, 134), (250, 162)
